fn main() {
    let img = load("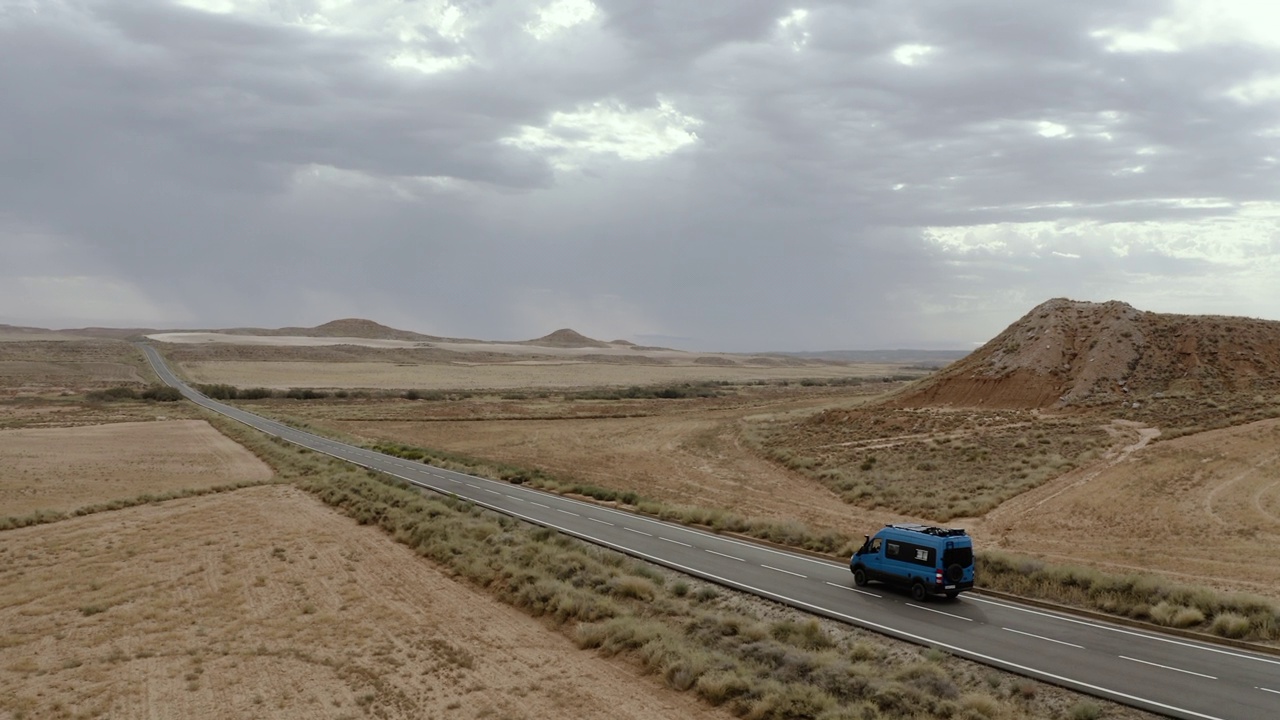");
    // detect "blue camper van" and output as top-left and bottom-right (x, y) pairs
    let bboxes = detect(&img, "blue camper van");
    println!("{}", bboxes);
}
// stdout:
(850, 523), (975, 600)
